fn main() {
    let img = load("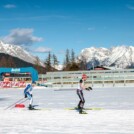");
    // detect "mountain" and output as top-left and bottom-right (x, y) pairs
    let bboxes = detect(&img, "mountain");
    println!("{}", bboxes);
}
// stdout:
(0, 53), (46, 74)
(0, 41), (44, 67)
(79, 46), (134, 69)
(1, 40), (134, 70)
